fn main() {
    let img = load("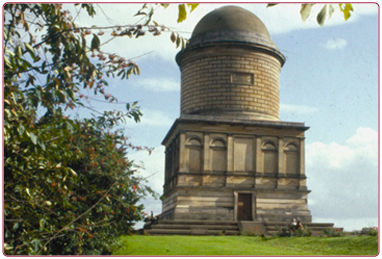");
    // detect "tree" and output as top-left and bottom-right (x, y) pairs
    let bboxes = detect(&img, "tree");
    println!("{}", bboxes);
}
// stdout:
(3, 3), (190, 255)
